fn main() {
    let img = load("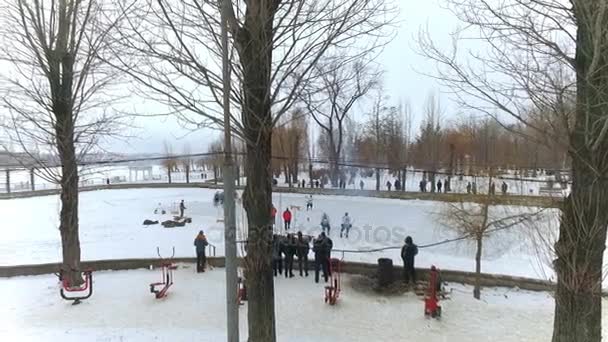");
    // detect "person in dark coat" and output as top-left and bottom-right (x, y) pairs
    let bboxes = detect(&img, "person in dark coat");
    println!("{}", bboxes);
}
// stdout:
(401, 236), (418, 285)
(313, 232), (332, 283)
(296, 231), (310, 277)
(501, 181), (508, 195)
(284, 234), (297, 278)
(394, 179), (401, 191)
(489, 182), (496, 195)
(315, 180), (320, 188)
(272, 235), (284, 276)
(359, 180), (364, 190)
(437, 180), (443, 193)
(466, 182), (472, 194)
(179, 200), (186, 218)
(419, 179), (426, 192)
(194, 230), (209, 273)
(386, 181), (392, 191)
